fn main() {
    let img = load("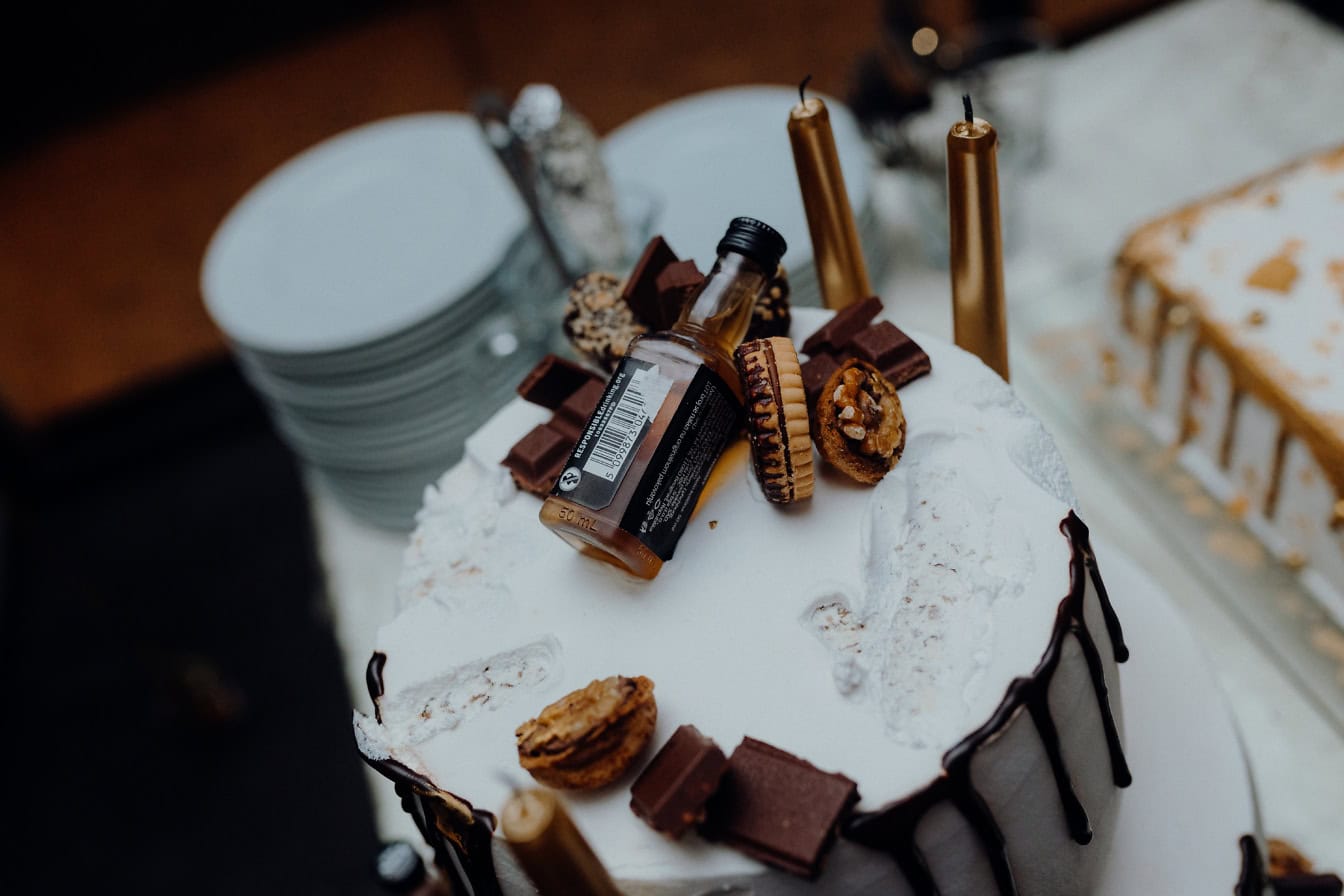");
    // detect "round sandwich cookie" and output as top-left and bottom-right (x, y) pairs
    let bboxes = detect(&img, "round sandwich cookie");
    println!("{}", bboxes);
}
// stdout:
(734, 336), (814, 504)
(515, 674), (657, 790)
